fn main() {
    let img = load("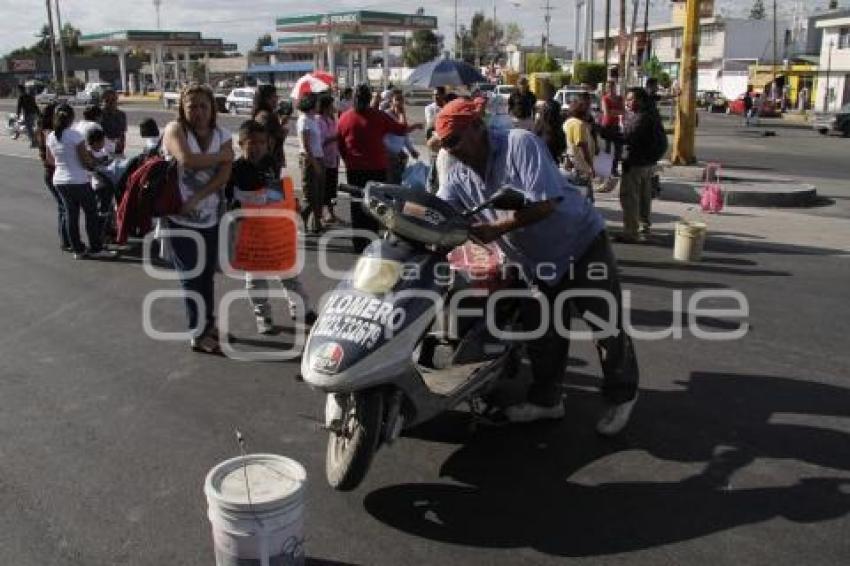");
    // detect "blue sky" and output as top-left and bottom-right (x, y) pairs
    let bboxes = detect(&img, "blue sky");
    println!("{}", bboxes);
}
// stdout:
(2, 0), (838, 58)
